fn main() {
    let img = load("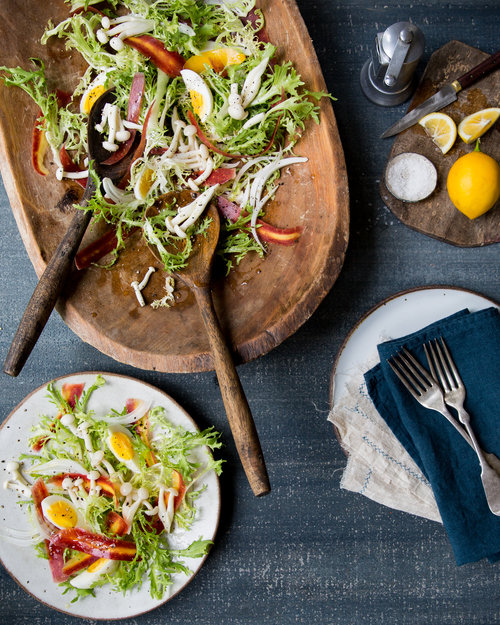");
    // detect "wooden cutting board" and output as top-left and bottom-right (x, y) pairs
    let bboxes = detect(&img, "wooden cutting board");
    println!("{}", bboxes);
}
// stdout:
(0, 0), (349, 373)
(380, 41), (500, 247)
